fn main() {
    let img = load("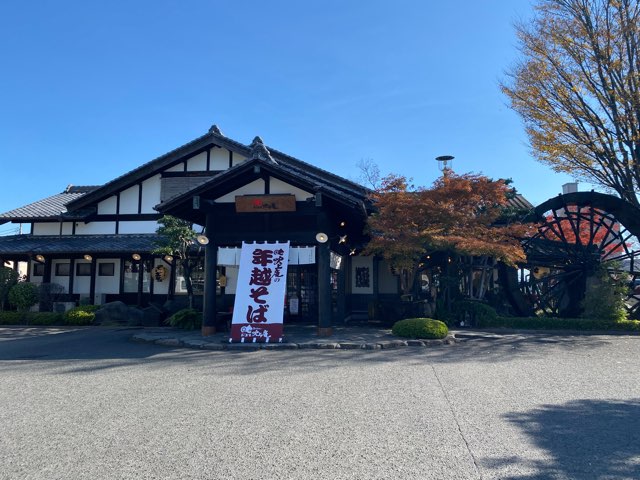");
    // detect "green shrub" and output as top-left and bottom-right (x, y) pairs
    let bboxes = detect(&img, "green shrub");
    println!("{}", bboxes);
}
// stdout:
(166, 308), (202, 330)
(29, 312), (64, 325)
(476, 315), (640, 332)
(581, 264), (630, 321)
(392, 318), (449, 339)
(0, 267), (19, 311)
(452, 300), (497, 326)
(64, 305), (100, 325)
(0, 311), (63, 325)
(0, 311), (25, 325)
(8, 283), (39, 311)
